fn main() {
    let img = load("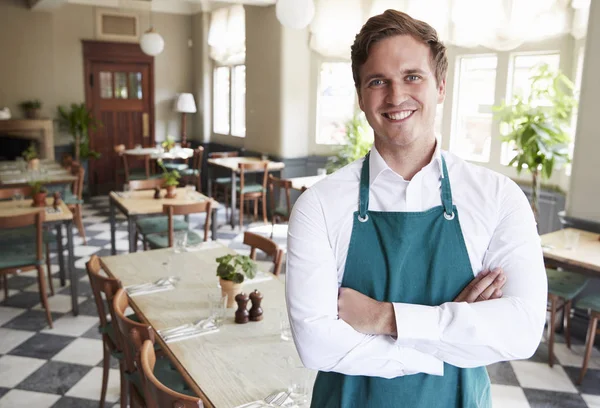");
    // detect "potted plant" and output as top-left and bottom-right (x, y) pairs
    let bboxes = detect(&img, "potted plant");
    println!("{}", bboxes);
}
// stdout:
(158, 159), (180, 198)
(161, 135), (176, 152)
(30, 181), (48, 207)
(494, 64), (577, 221)
(326, 113), (373, 174)
(216, 254), (258, 308)
(19, 100), (42, 119)
(22, 143), (39, 170)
